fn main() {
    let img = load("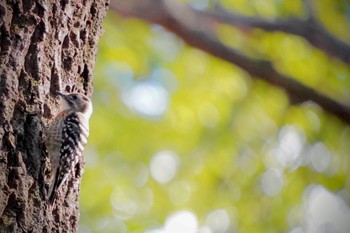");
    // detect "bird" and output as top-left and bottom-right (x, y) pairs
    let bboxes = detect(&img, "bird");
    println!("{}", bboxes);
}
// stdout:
(45, 91), (93, 204)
